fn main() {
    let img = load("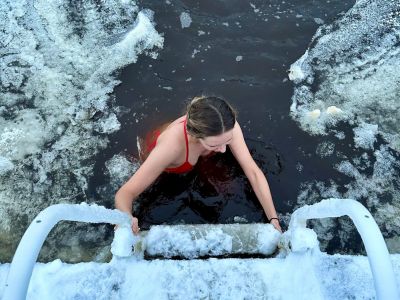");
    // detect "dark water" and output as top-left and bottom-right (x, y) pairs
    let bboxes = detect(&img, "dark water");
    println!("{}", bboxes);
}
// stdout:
(90, 0), (359, 253)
